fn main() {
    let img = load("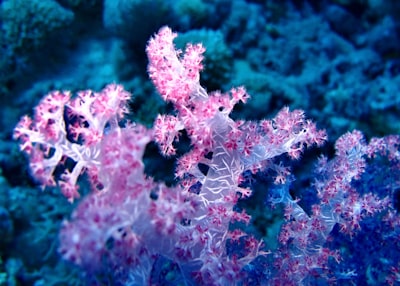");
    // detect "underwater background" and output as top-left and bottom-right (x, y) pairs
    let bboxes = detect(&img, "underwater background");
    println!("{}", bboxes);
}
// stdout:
(0, 0), (399, 285)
